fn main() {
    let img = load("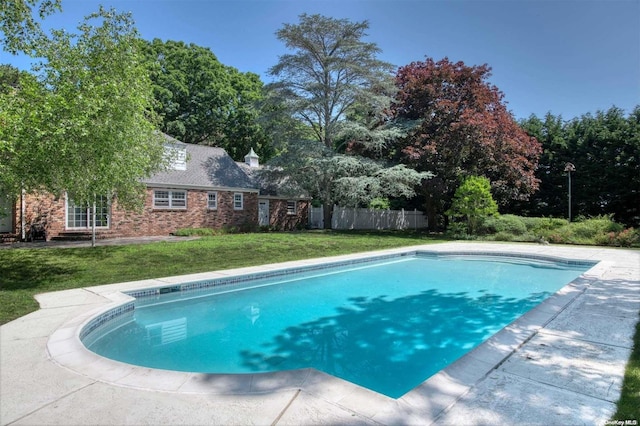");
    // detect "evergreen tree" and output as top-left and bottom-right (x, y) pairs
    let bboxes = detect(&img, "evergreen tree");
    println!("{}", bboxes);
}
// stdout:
(446, 176), (498, 235)
(266, 14), (430, 227)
